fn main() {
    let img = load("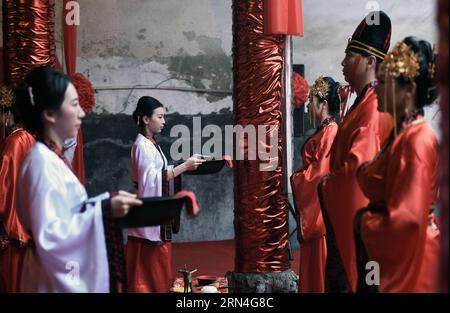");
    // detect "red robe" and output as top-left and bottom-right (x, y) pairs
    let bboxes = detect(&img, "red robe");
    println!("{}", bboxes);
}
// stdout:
(125, 238), (173, 293)
(291, 119), (338, 293)
(0, 129), (35, 293)
(357, 120), (440, 292)
(319, 86), (381, 292)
